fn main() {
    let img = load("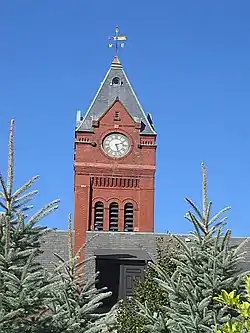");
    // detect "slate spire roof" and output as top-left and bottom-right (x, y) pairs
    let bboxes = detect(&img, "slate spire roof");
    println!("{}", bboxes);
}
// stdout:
(76, 56), (156, 135)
